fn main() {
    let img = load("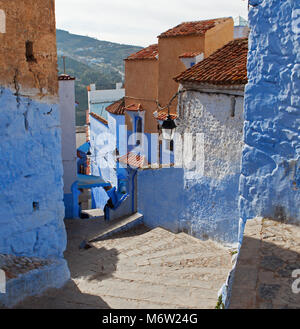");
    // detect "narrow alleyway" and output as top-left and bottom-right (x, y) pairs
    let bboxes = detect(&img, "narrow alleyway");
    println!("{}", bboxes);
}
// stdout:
(16, 219), (232, 309)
